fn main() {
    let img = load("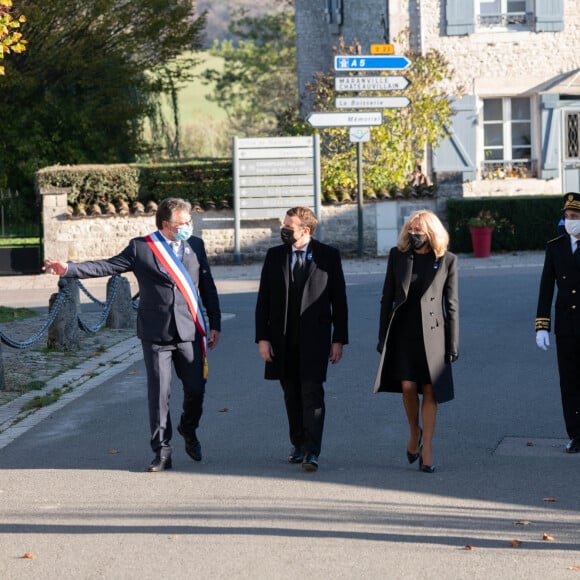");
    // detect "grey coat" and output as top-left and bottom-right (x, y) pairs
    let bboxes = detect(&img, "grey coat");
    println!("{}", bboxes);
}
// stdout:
(373, 247), (459, 403)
